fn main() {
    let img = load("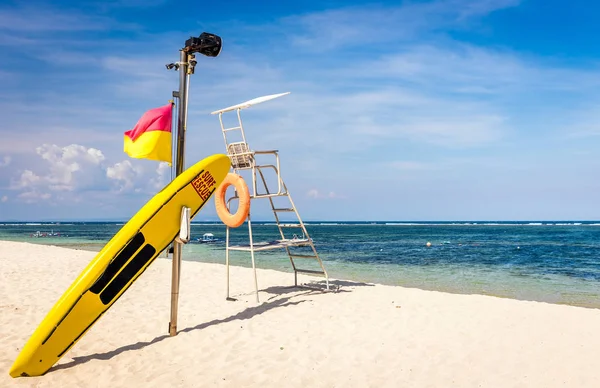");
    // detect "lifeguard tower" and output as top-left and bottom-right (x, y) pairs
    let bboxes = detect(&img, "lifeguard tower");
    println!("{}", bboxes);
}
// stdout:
(211, 92), (330, 302)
